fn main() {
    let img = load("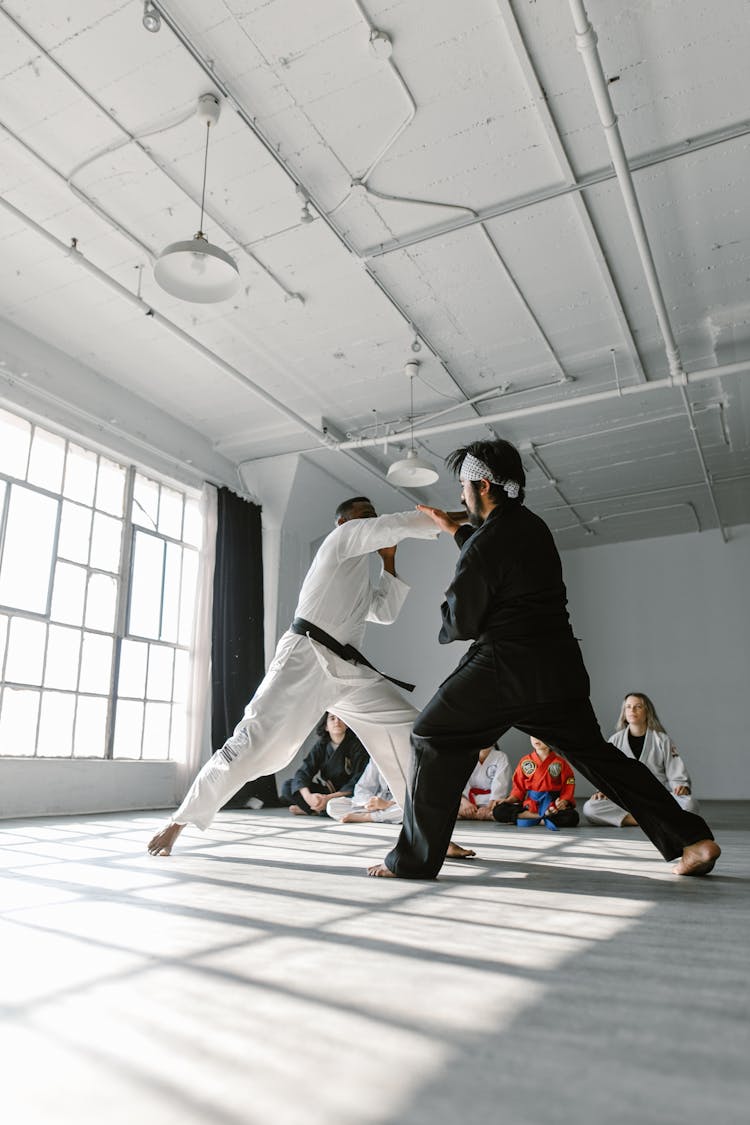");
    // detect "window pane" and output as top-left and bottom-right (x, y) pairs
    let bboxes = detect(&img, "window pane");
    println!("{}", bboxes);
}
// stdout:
(158, 487), (183, 539)
(95, 458), (125, 516)
(0, 613), (7, 671)
(113, 699), (143, 759)
(5, 618), (46, 685)
(0, 408), (31, 478)
(85, 572), (117, 633)
(0, 485), (58, 613)
(161, 542), (181, 643)
(74, 696), (108, 757)
(129, 532), (163, 639)
(142, 701), (171, 759)
(173, 648), (189, 703)
(169, 705), (187, 759)
(27, 428), (66, 493)
(132, 474), (159, 529)
(118, 639), (148, 698)
(38, 691), (75, 757)
(89, 512), (122, 573)
(147, 645), (173, 701)
(79, 632), (112, 694)
(44, 625), (81, 690)
(63, 443), (97, 505)
(178, 548), (199, 645)
(182, 497), (202, 547)
(50, 562), (87, 625)
(0, 687), (40, 755)
(58, 501), (92, 564)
